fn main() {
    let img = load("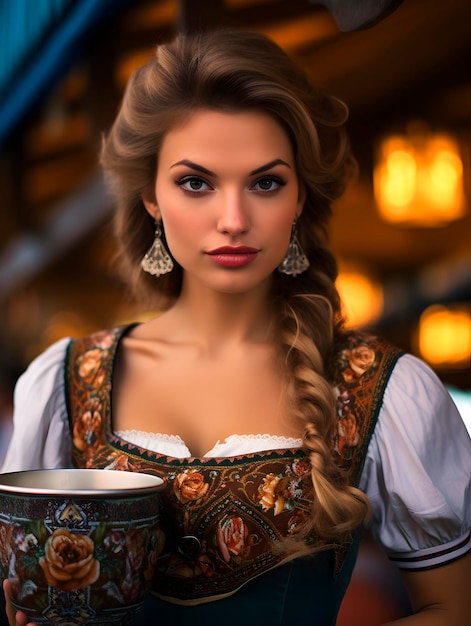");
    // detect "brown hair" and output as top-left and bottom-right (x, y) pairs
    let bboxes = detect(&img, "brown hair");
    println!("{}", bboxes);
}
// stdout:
(101, 29), (369, 542)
